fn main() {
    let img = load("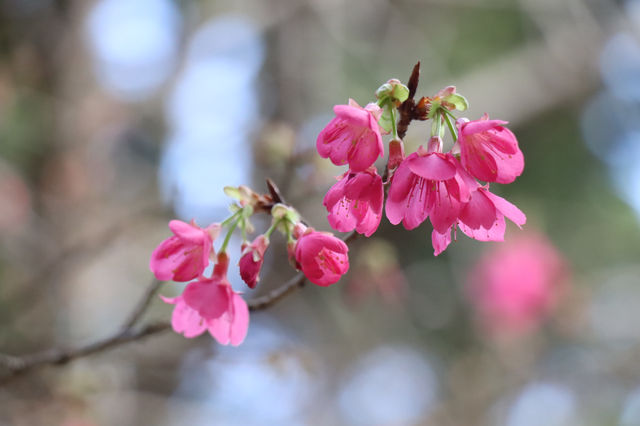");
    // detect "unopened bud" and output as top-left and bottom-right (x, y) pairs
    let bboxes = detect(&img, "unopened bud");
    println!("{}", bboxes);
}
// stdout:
(388, 139), (405, 170)
(427, 136), (443, 154)
(293, 223), (309, 239)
